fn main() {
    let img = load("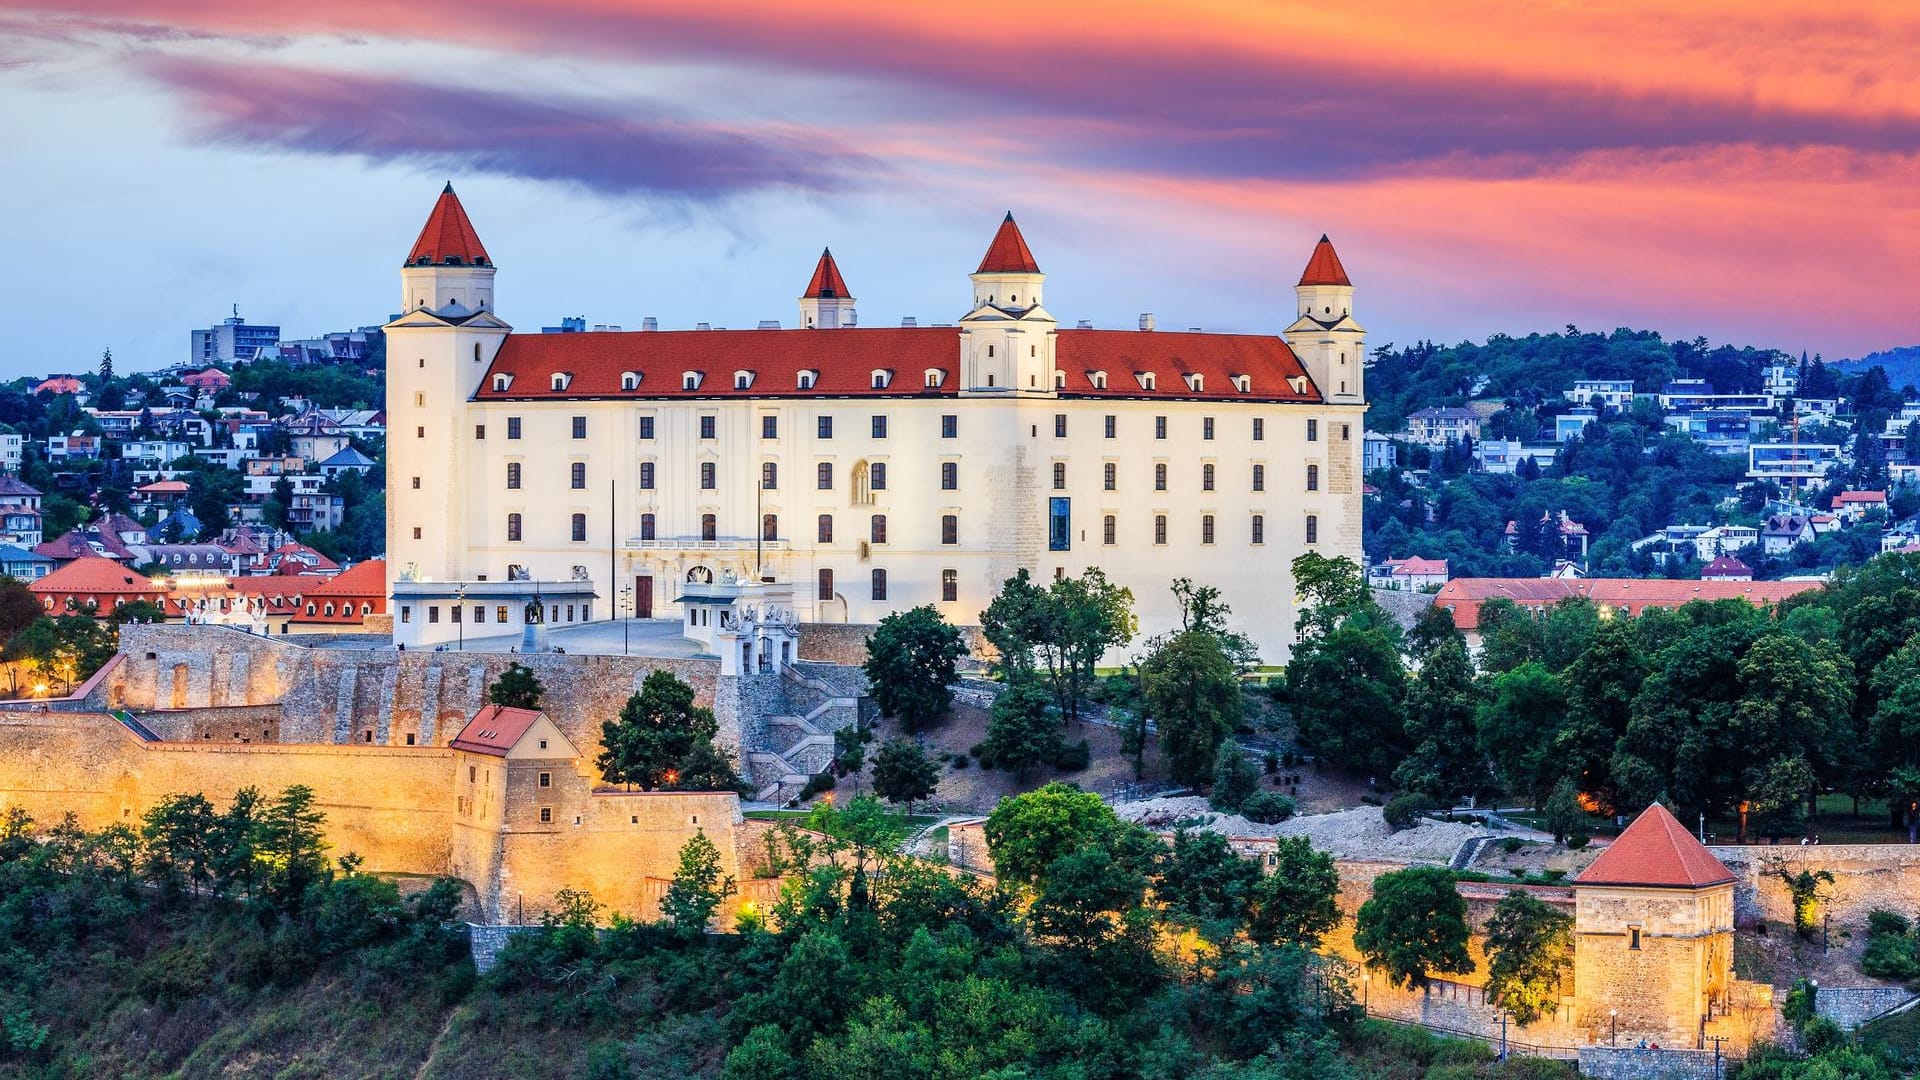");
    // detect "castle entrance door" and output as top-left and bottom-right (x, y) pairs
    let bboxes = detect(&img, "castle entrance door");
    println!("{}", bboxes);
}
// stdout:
(636, 575), (653, 619)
